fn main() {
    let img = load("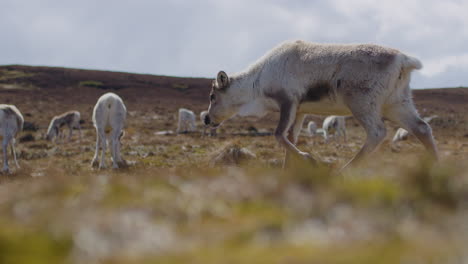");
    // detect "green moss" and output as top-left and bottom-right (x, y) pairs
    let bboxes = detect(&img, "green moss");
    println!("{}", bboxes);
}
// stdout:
(0, 225), (71, 264)
(171, 83), (189, 91)
(142, 238), (450, 264)
(0, 69), (34, 81)
(335, 177), (401, 207)
(404, 159), (460, 208)
(79, 80), (104, 88)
